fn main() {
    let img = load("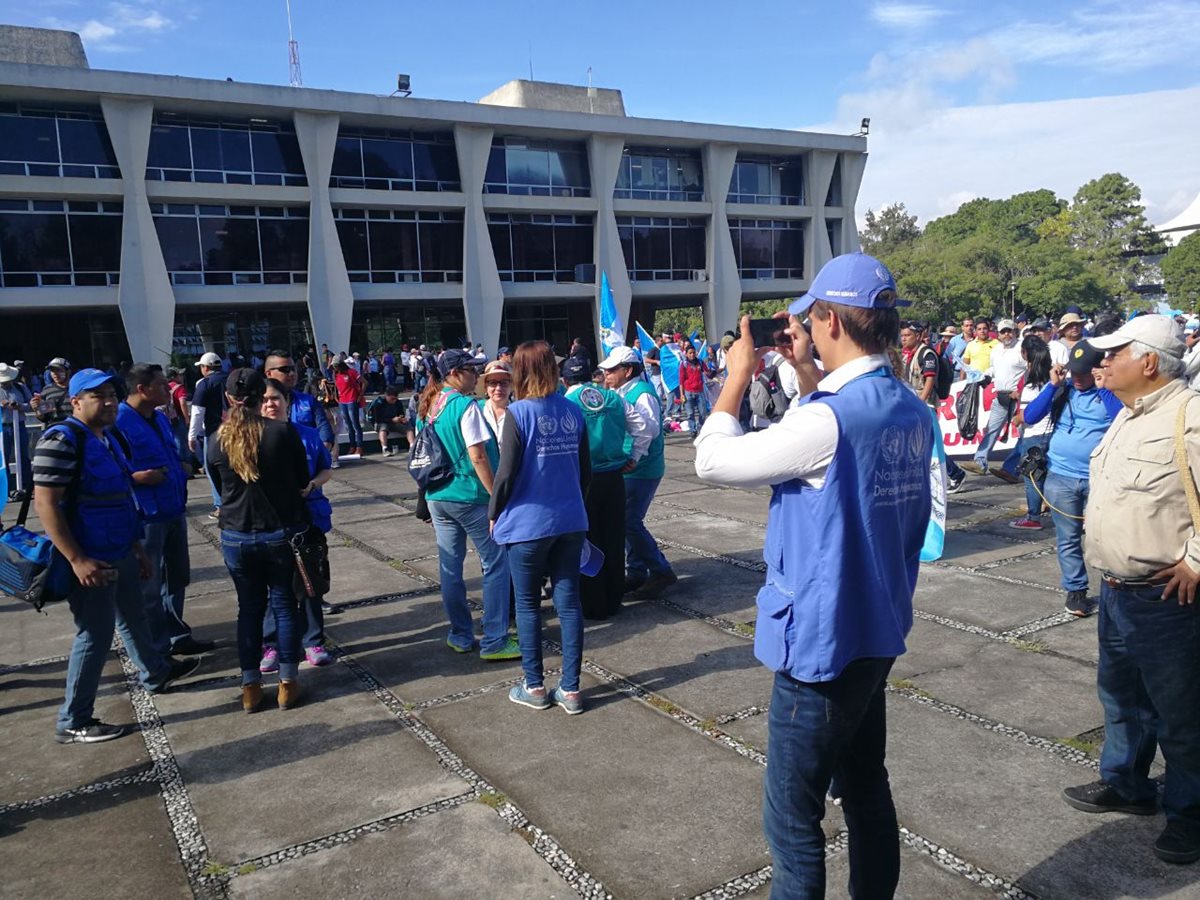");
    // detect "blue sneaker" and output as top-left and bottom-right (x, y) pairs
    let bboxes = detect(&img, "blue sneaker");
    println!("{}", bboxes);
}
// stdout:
(551, 685), (584, 715)
(509, 682), (550, 710)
